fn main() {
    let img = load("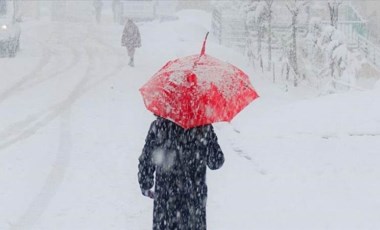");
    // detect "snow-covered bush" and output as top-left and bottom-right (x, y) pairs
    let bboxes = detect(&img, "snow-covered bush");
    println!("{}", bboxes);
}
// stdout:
(302, 18), (361, 92)
(240, 1), (270, 70)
